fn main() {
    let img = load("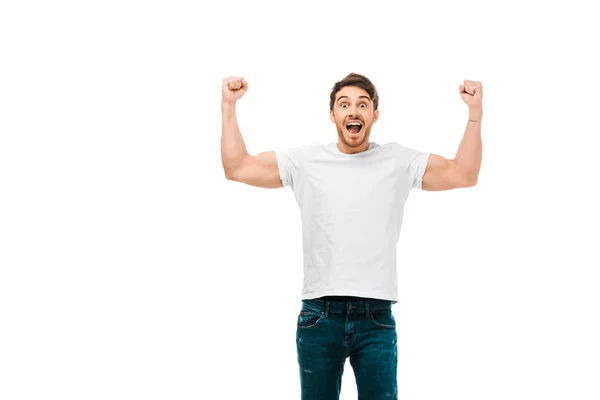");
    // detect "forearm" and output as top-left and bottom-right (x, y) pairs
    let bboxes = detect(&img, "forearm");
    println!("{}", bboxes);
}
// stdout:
(454, 107), (483, 183)
(221, 101), (249, 176)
